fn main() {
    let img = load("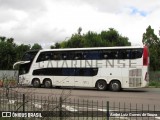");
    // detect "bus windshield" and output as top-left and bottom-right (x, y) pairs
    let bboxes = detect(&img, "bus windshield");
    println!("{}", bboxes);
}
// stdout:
(14, 50), (39, 75)
(21, 51), (39, 61)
